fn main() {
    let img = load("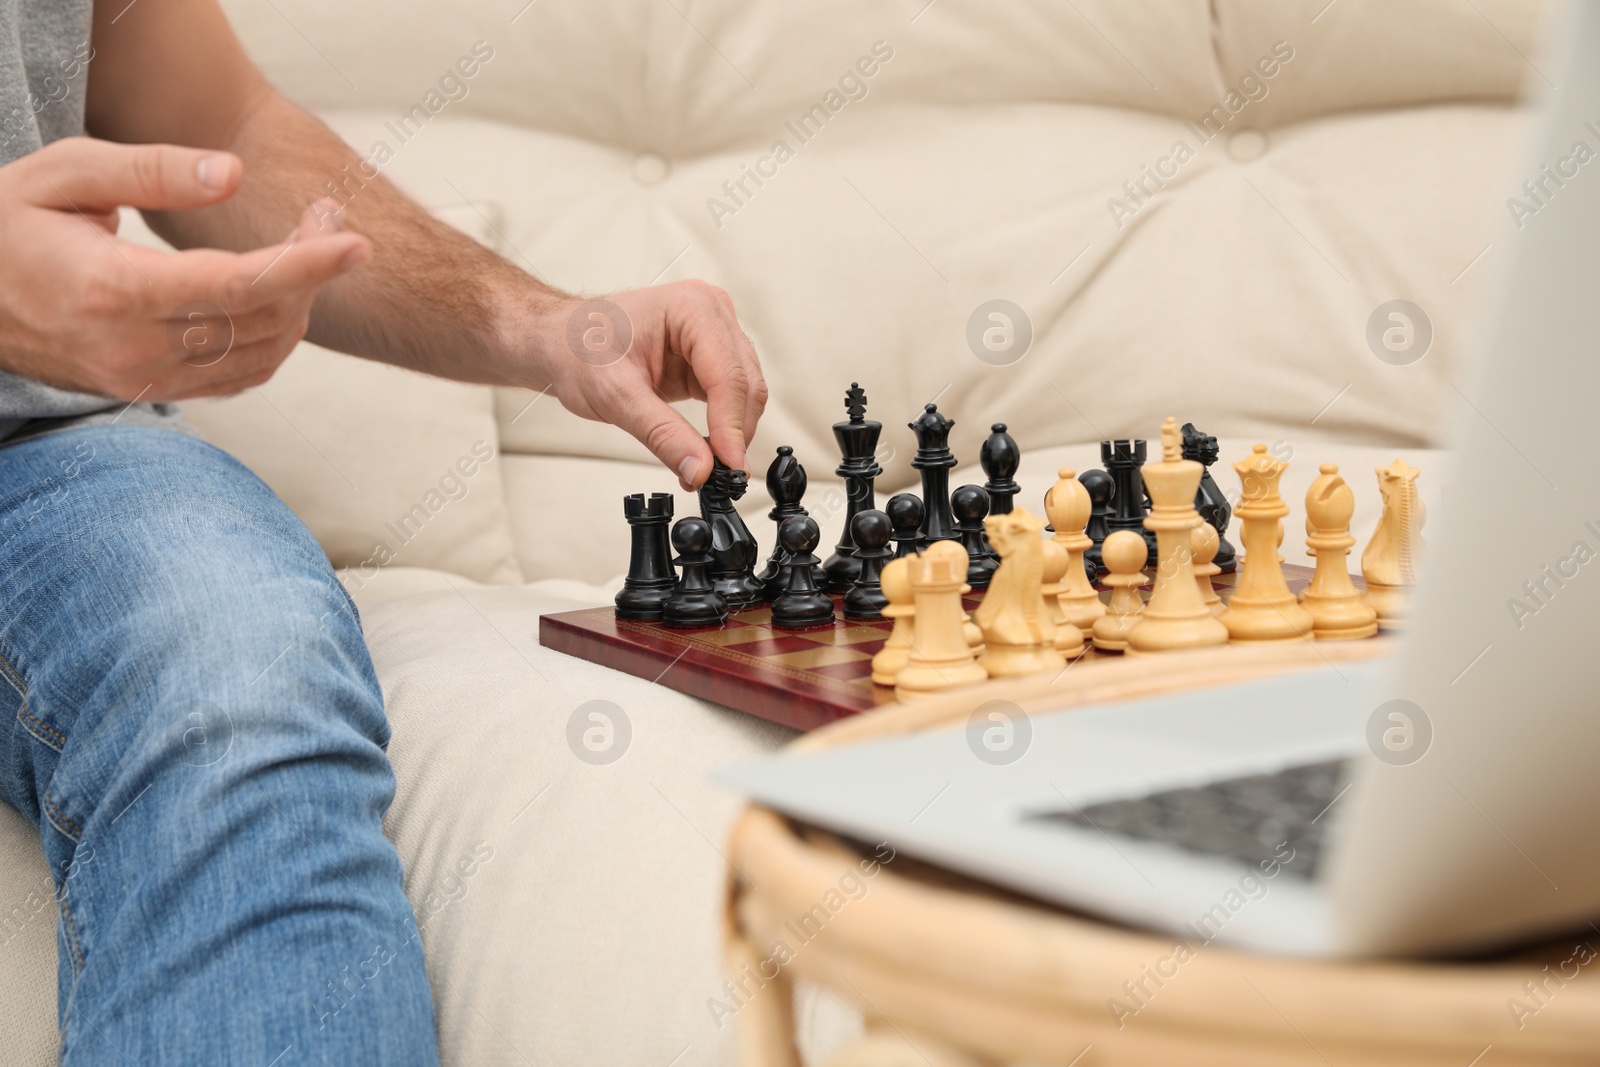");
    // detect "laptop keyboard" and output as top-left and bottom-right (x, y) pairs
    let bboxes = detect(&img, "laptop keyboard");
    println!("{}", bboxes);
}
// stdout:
(1026, 759), (1348, 880)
